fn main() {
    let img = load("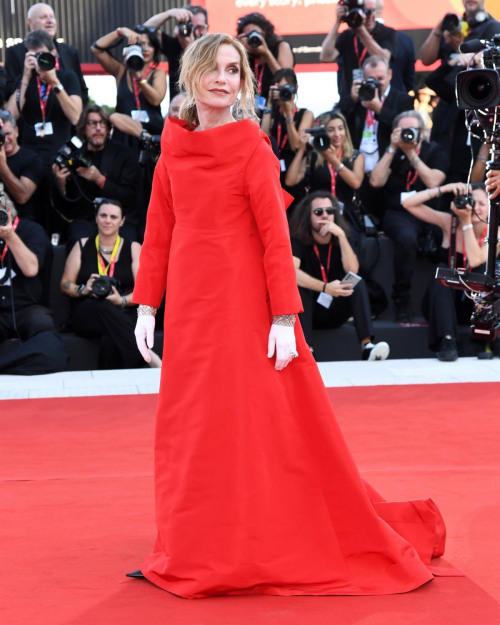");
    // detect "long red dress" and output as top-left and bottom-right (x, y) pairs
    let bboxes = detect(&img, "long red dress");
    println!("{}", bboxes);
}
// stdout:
(132, 117), (455, 599)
